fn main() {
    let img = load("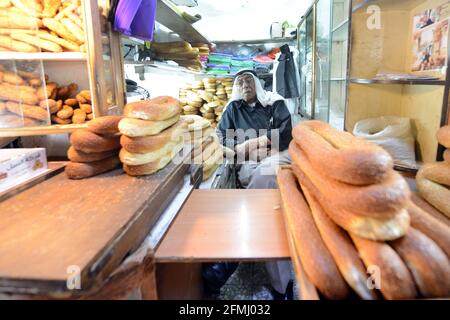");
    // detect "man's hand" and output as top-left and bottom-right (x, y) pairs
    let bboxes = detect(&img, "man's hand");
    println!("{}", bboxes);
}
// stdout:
(236, 135), (271, 162)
